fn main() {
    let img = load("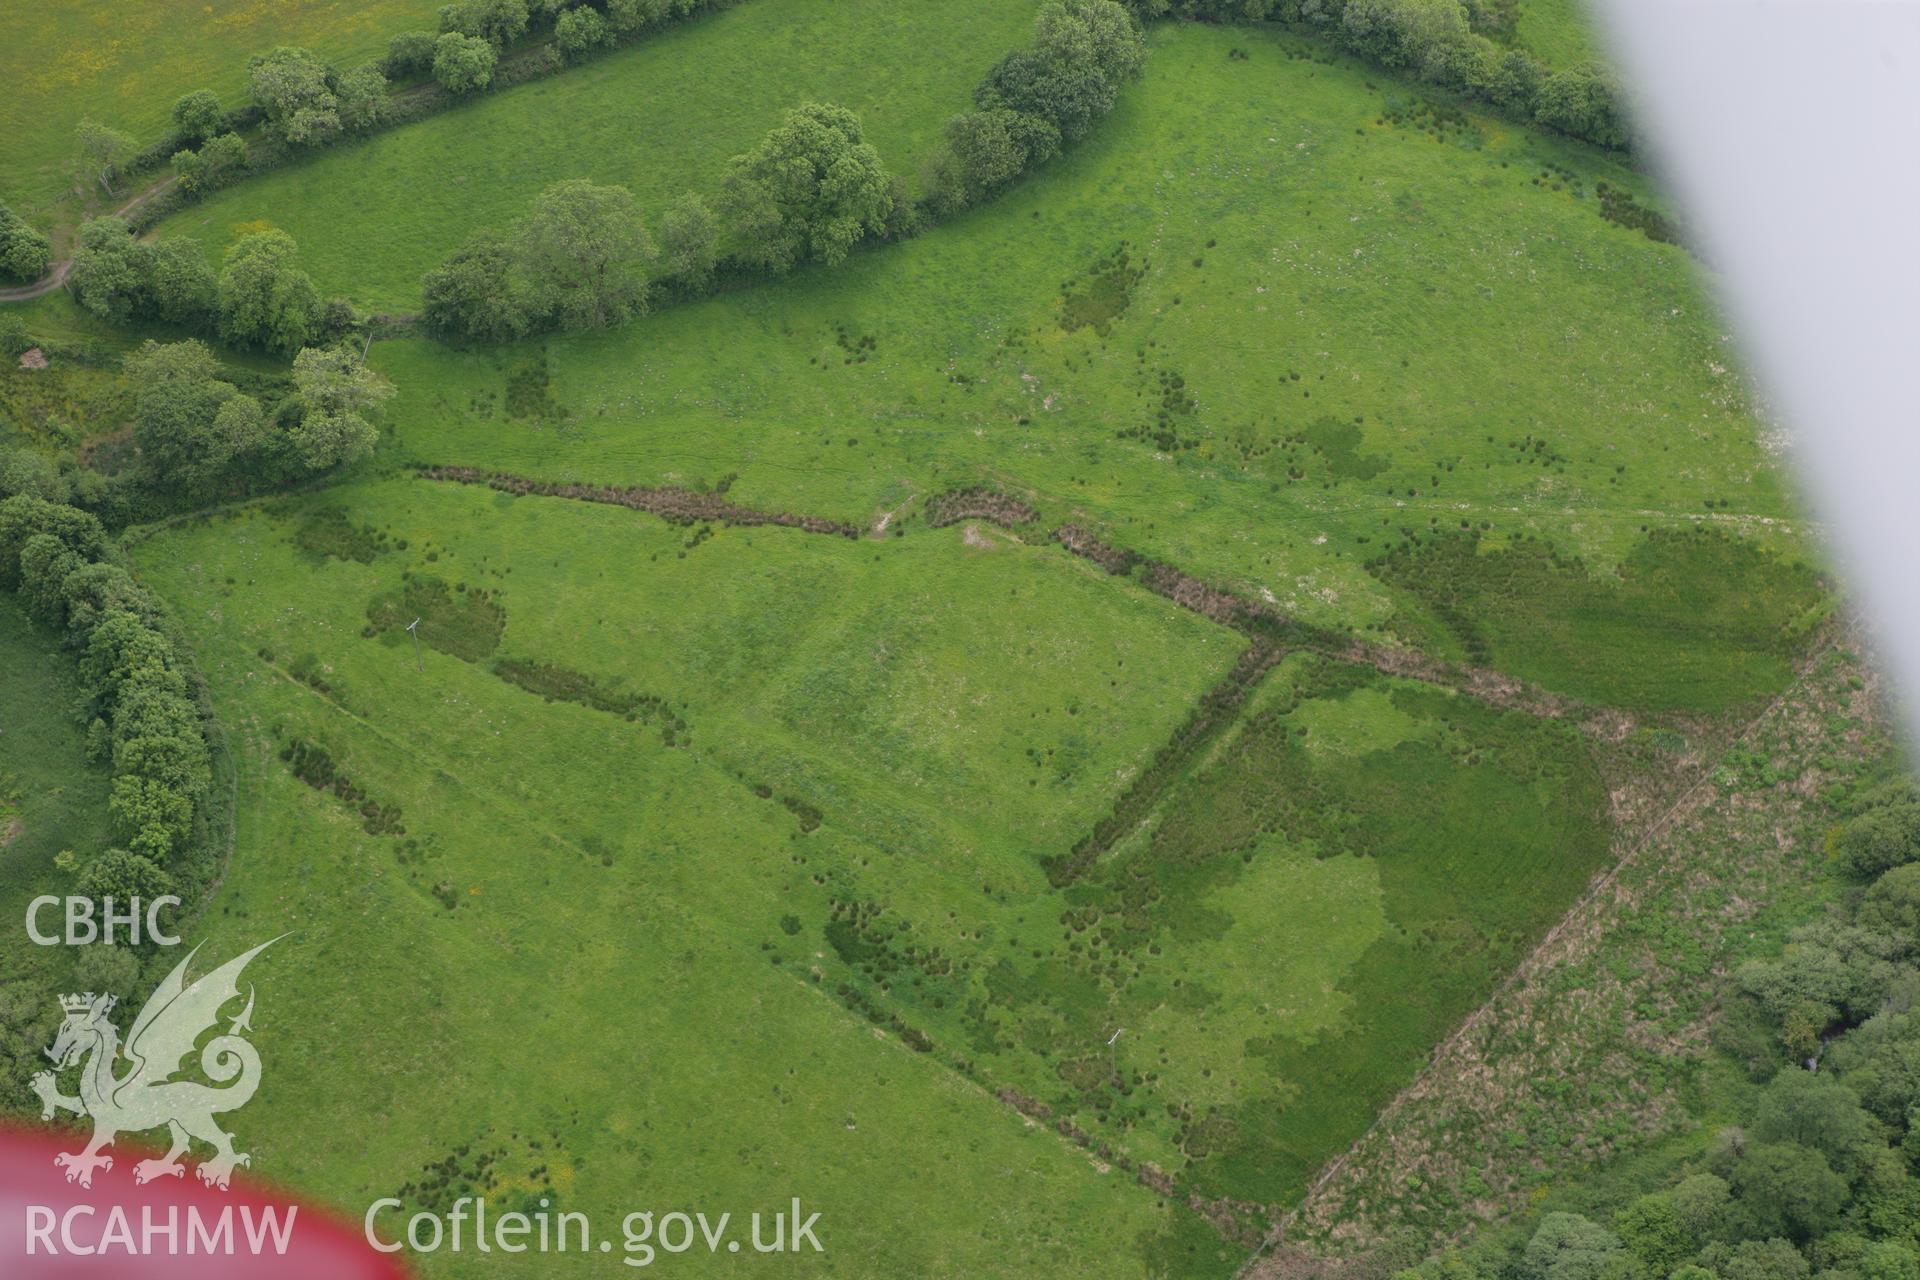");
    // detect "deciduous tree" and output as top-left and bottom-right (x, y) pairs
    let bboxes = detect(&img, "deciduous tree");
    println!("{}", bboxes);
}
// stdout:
(169, 90), (228, 144)
(433, 32), (498, 94)
(74, 119), (137, 194)
(555, 6), (611, 59)
(123, 340), (252, 492)
(513, 179), (653, 328)
(218, 230), (322, 355)
(657, 191), (718, 291)
(248, 47), (342, 146)
(720, 103), (891, 274)
(976, 0), (1144, 144)
(0, 202), (54, 282)
(288, 345), (393, 470)
(68, 217), (152, 323)
(421, 228), (530, 340)
(438, 0), (530, 46)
